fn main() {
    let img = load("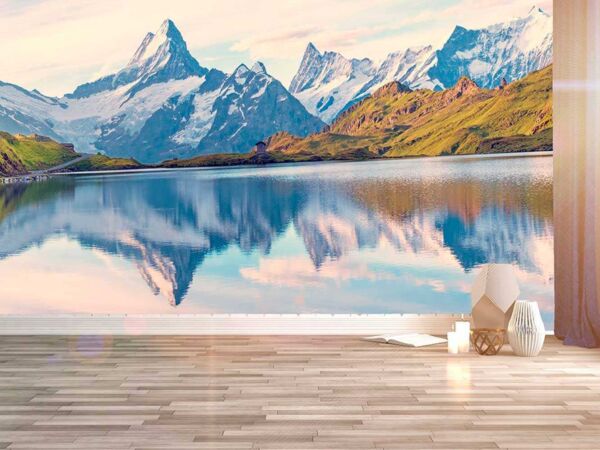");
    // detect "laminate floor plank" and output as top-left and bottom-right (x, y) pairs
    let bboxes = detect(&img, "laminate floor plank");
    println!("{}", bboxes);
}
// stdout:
(0, 336), (598, 449)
